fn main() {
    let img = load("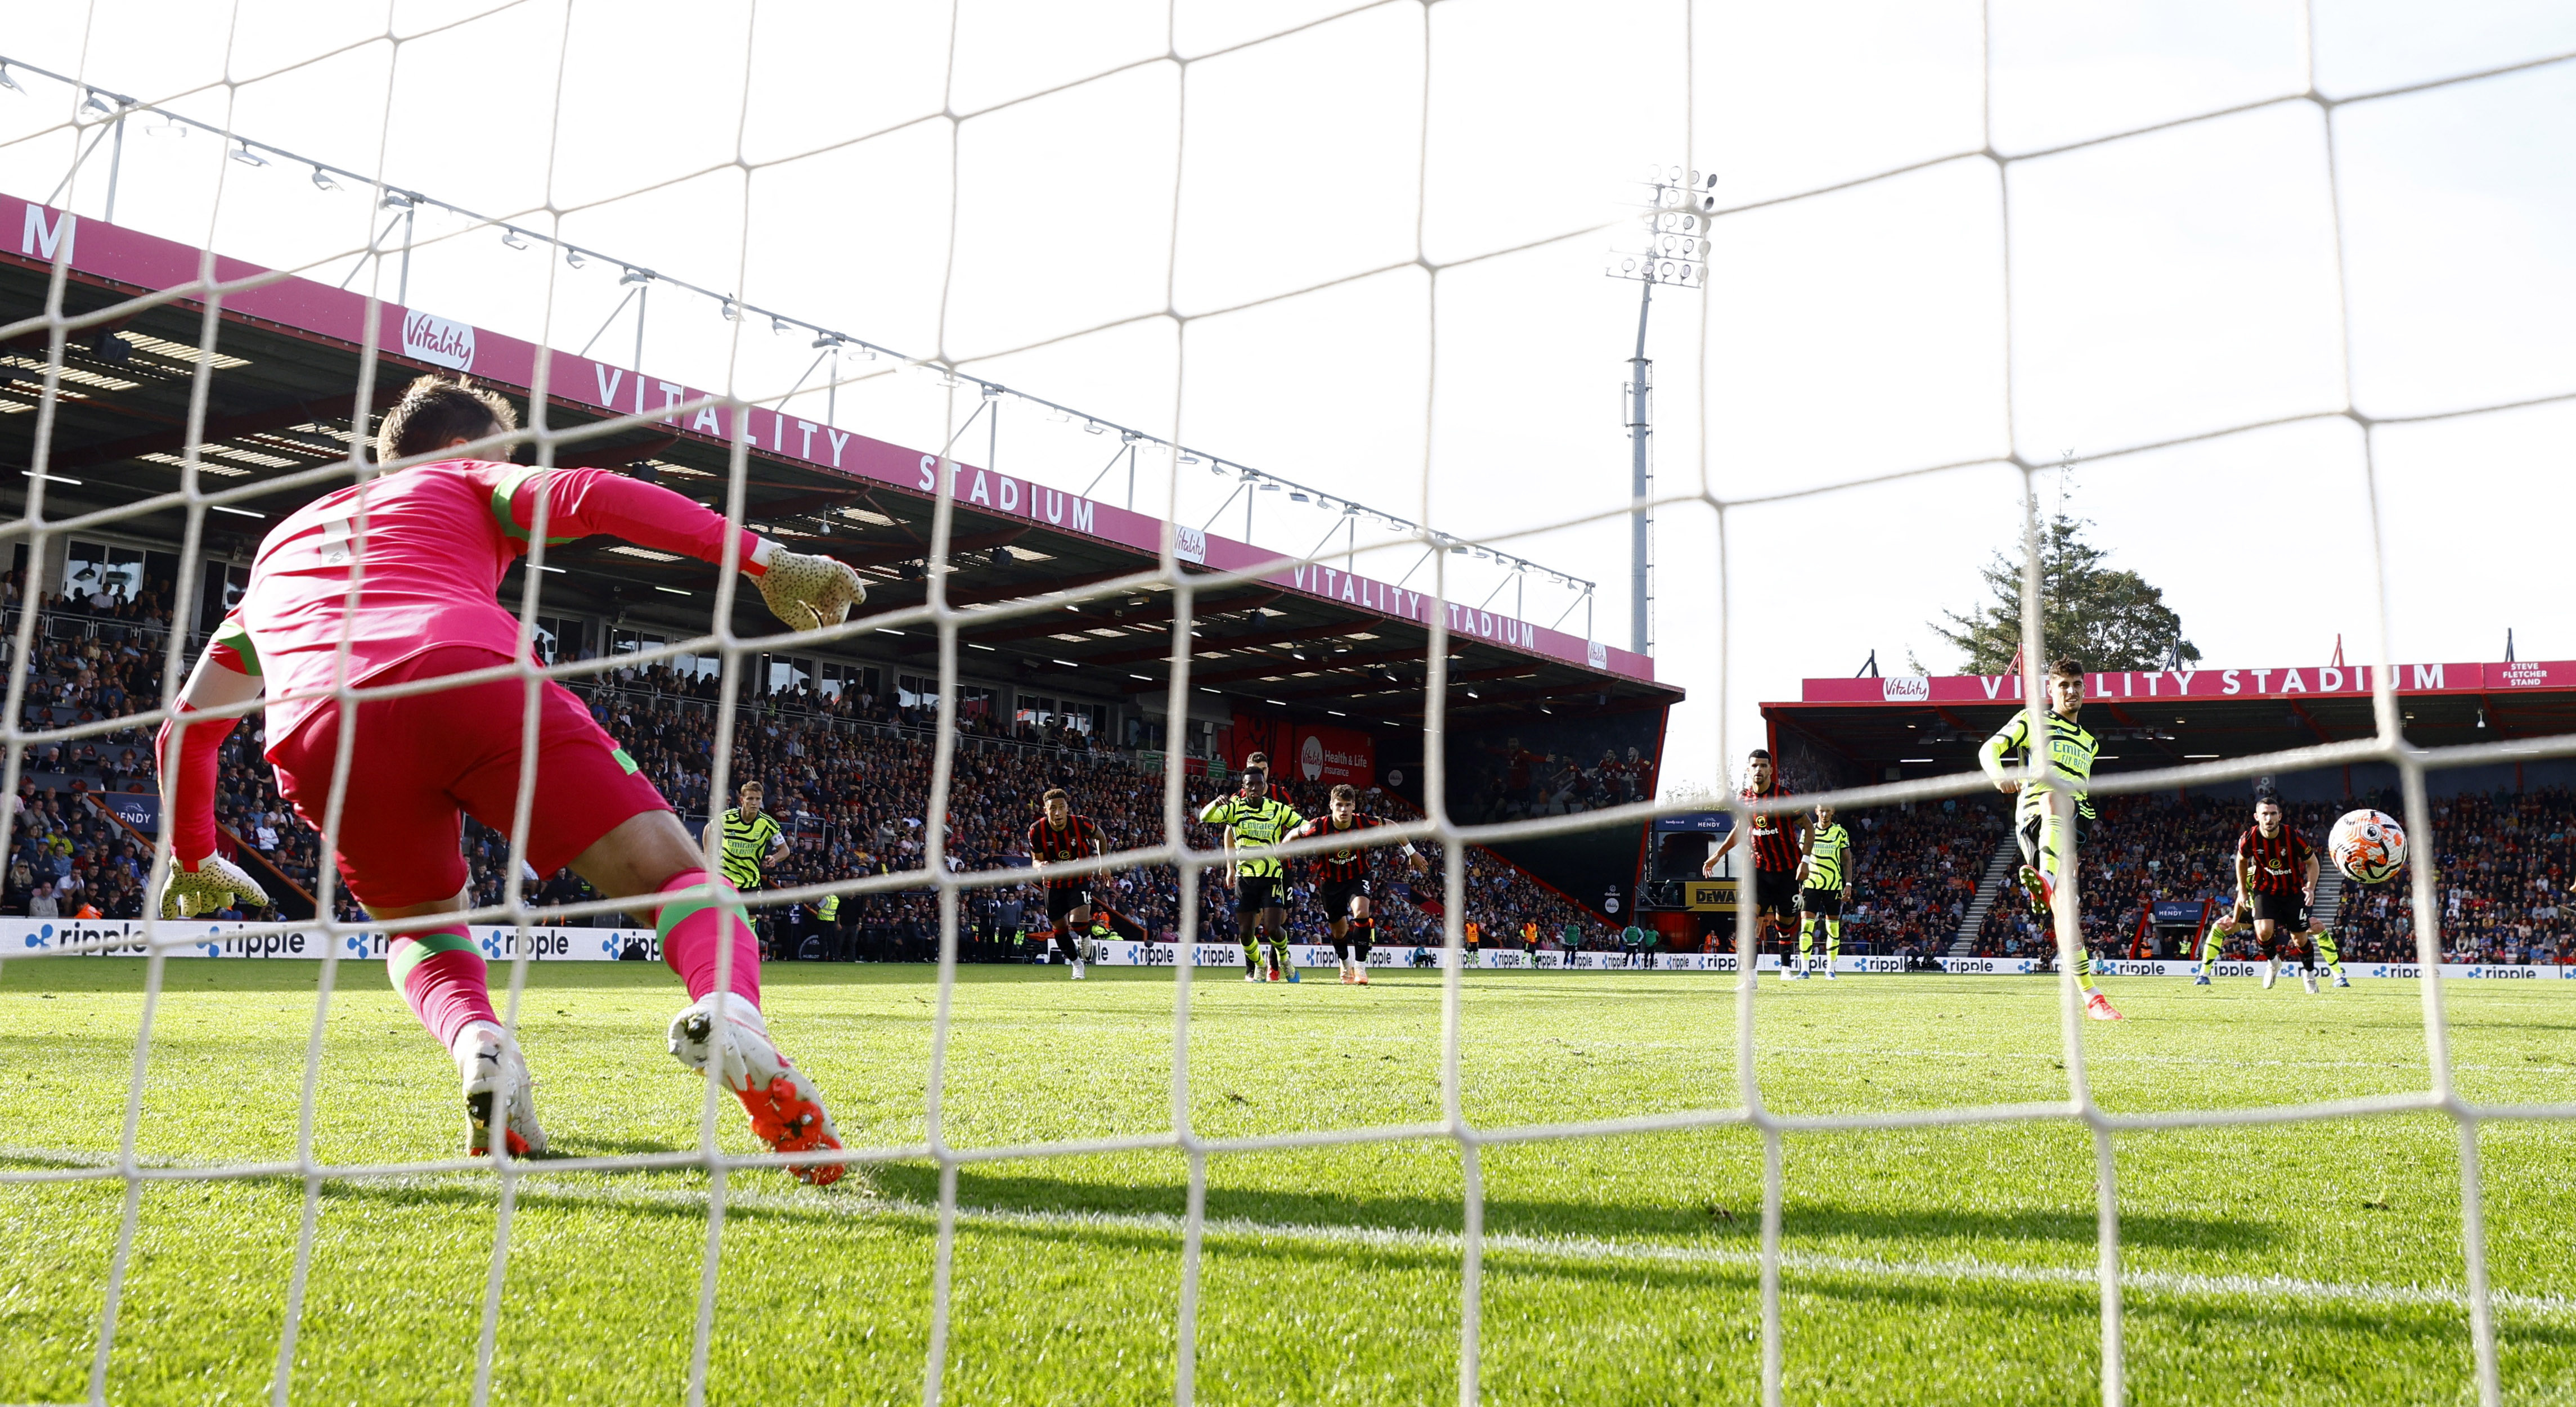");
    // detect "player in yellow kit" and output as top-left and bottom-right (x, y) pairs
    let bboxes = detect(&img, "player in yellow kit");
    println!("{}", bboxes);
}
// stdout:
(1795, 803), (1853, 979)
(1979, 658), (2122, 1022)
